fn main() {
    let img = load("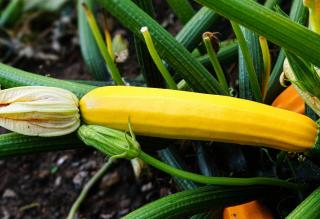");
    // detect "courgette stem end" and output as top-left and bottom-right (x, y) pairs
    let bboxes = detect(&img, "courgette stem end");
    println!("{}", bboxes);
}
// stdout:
(310, 119), (320, 154)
